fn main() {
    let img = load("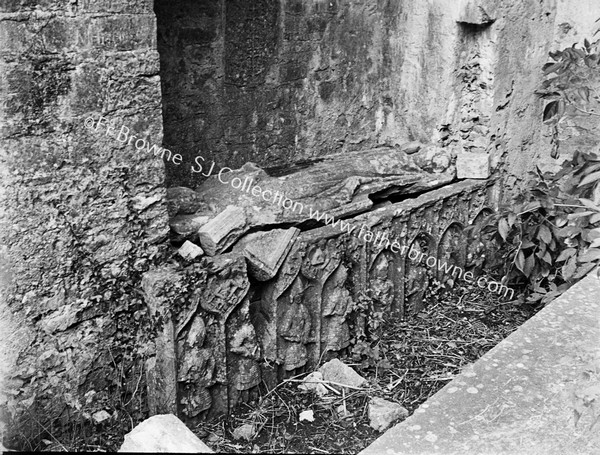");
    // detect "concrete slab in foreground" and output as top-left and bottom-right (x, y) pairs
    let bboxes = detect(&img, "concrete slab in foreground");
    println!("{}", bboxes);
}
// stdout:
(361, 271), (600, 455)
